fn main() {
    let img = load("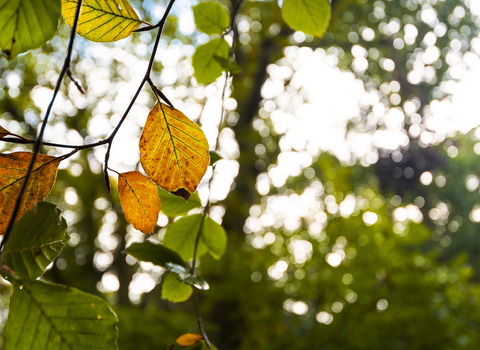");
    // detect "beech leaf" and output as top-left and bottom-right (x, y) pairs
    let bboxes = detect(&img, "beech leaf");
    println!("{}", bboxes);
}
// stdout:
(5, 279), (118, 350)
(162, 273), (193, 303)
(192, 38), (230, 84)
(118, 171), (161, 234)
(163, 214), (227, 261)
(282, 0), (331, 38)
(61, 0), (143, 42)
(0, 125), (29, 140)
(126, 241), (186, 268)
(0, 152), (61, 235)
(0, 0), (61, 59)
(3, 202), (68, 280)
(139, 103), (209, 200)
(176, 333), (203, 346)
(192, 2), (230, 35)
(158, 187), (201, 217)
